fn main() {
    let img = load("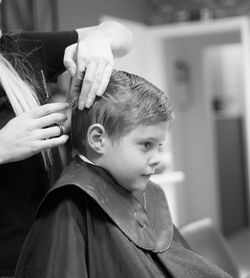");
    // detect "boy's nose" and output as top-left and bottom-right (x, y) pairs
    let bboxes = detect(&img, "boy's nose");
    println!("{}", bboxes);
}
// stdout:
(148, 153), (161, 168)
